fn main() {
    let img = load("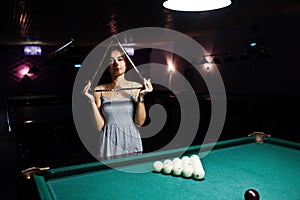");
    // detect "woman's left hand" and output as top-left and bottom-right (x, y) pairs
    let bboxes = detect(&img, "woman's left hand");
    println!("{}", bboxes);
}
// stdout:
(139, 78), (153, 97)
